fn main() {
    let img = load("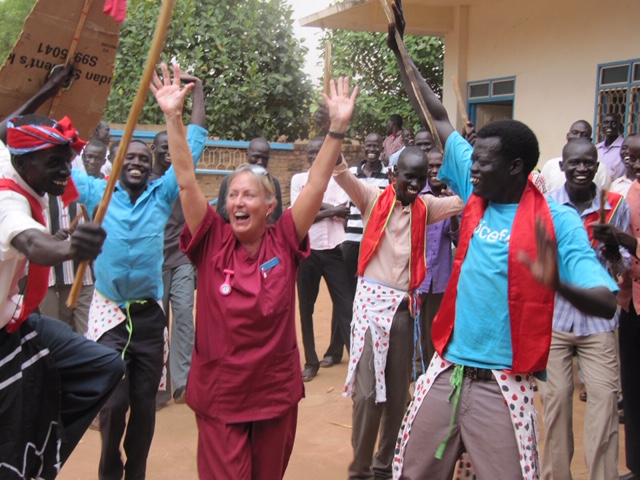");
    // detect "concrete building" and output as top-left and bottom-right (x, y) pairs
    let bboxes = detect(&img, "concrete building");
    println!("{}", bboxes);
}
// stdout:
(301, 0), (640, 165)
